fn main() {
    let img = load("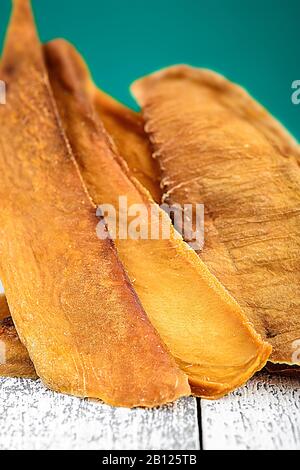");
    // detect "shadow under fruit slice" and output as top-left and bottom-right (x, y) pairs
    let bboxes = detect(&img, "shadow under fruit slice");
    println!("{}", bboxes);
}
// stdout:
(43, 39), (271, 398)
(0, 295), (37, 379)
(0, 0), (190, 407)
(131, 65), (300, 367)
